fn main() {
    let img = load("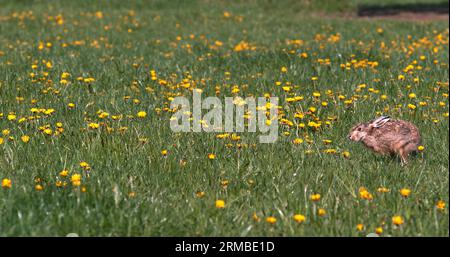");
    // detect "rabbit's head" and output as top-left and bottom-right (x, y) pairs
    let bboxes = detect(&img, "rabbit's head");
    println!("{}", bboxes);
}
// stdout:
(348, 123), (369, 141)
(348, 116), (391, 142)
